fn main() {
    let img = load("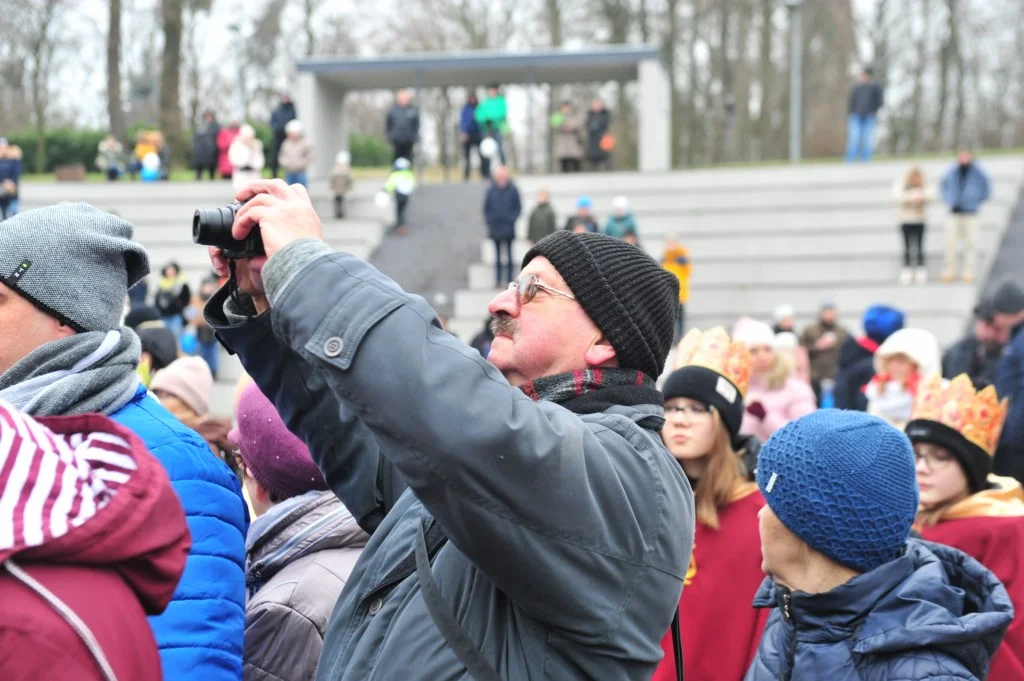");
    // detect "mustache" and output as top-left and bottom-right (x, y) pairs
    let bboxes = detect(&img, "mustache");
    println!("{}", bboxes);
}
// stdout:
(490, 315), (518, 338)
